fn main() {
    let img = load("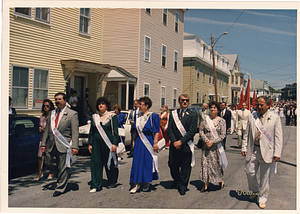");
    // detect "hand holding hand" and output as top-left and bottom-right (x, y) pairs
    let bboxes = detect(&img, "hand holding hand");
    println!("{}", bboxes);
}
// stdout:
(173, 140), (182, 149)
